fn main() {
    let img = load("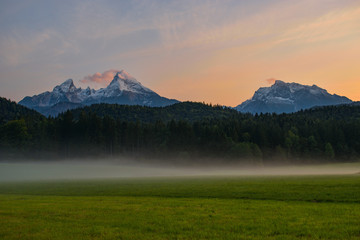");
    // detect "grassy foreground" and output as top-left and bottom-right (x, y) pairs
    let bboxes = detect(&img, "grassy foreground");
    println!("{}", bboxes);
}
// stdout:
(0, 175), (359, 239)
